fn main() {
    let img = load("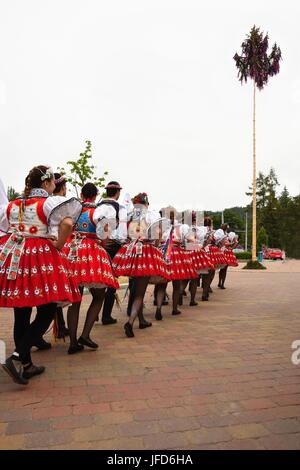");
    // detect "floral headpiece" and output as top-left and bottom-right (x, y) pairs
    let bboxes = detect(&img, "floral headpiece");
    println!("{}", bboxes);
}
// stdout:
(132, 192), (149, 205)
(39, 167), (54, 182)
(55, 175), (67, 185)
